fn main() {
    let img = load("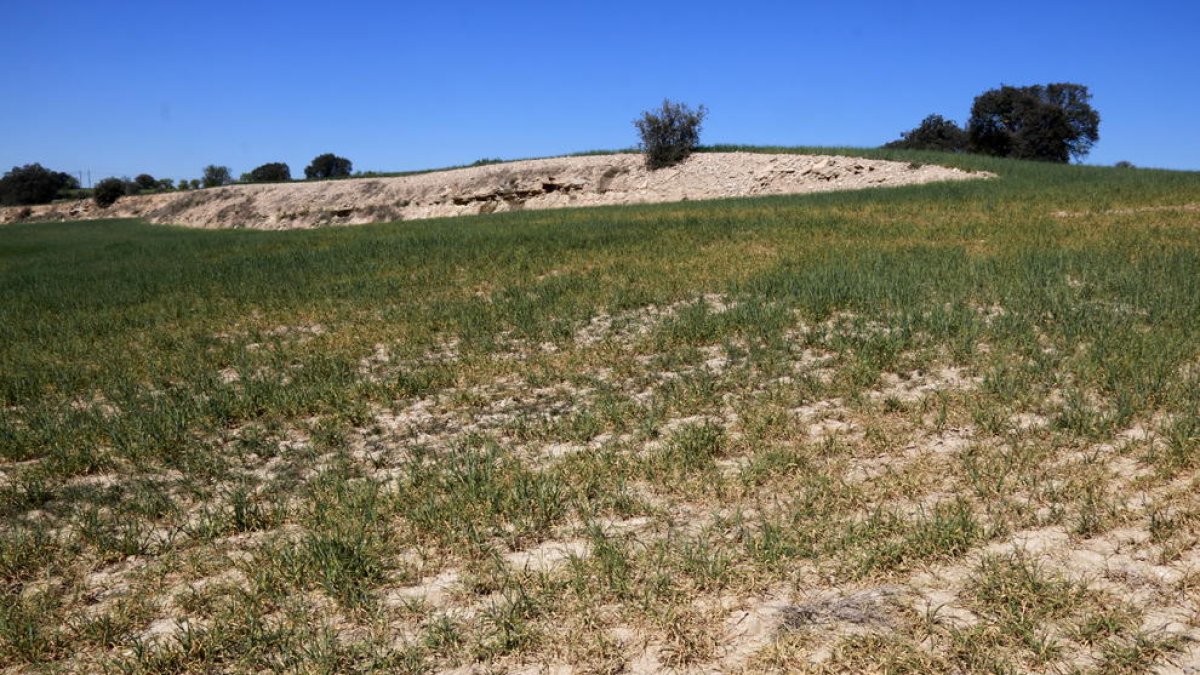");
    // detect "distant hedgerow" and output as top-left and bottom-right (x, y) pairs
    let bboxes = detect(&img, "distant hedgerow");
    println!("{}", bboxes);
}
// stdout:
(634, 100), (707, 170)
